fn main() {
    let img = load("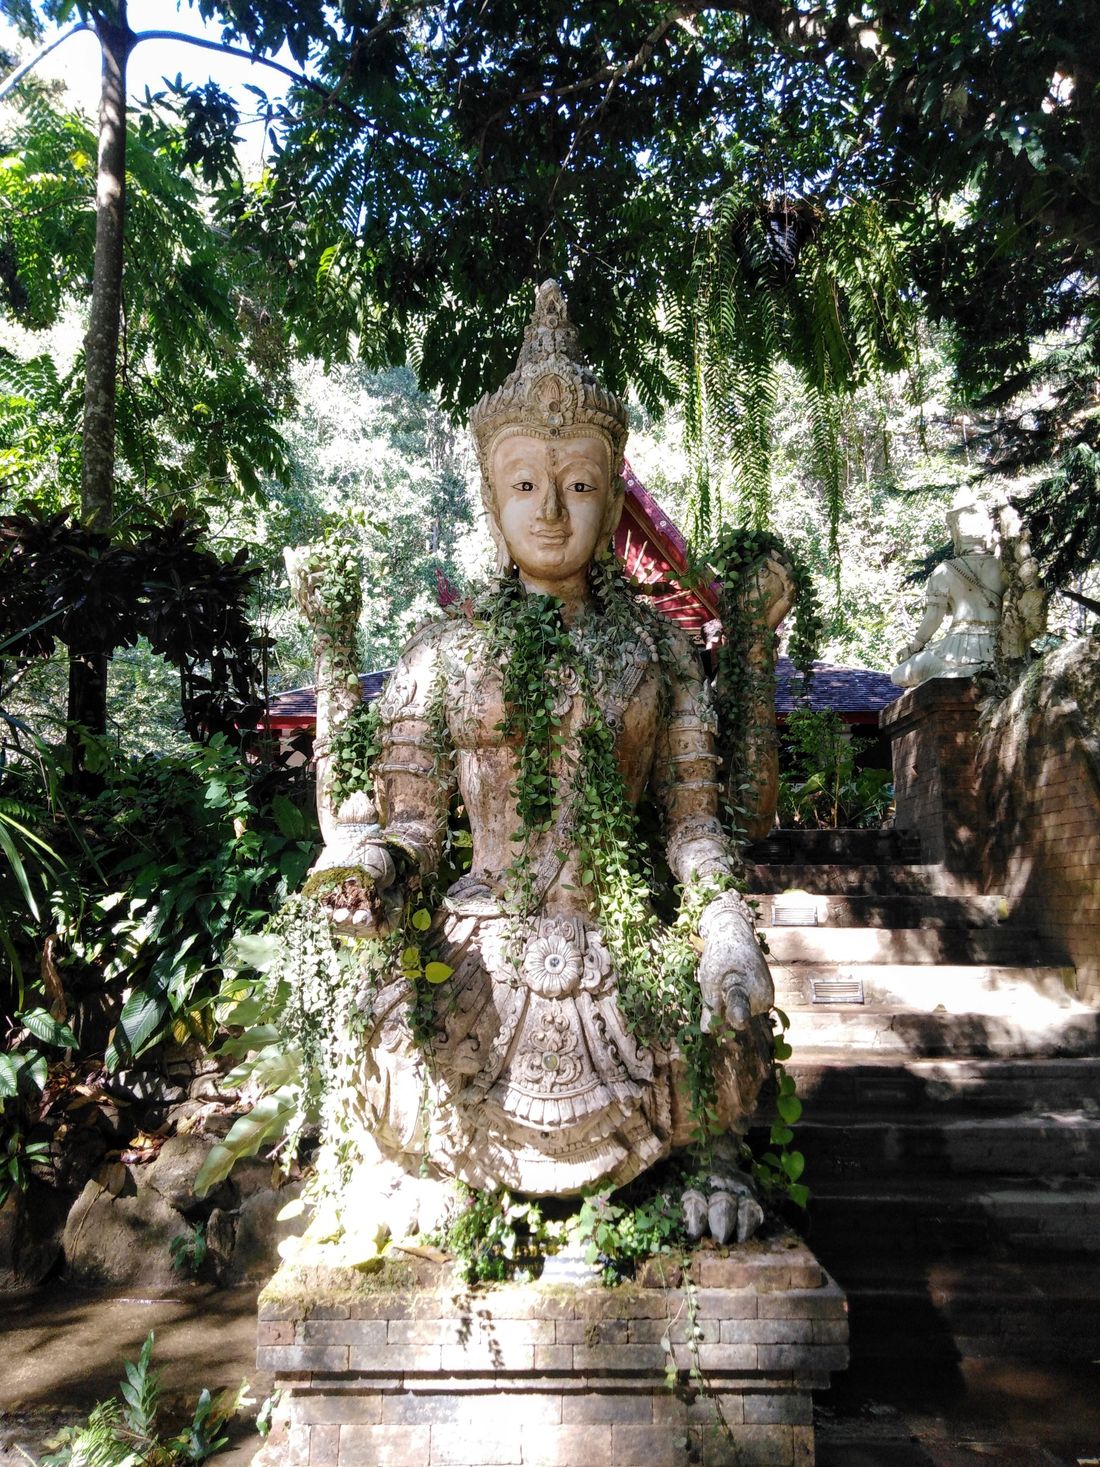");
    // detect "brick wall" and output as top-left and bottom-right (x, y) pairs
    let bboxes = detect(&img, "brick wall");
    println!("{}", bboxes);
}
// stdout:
(882, 679), (983, 873)
(253, 1237), (847, 1467)
(977, 641), (1100, 1008)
